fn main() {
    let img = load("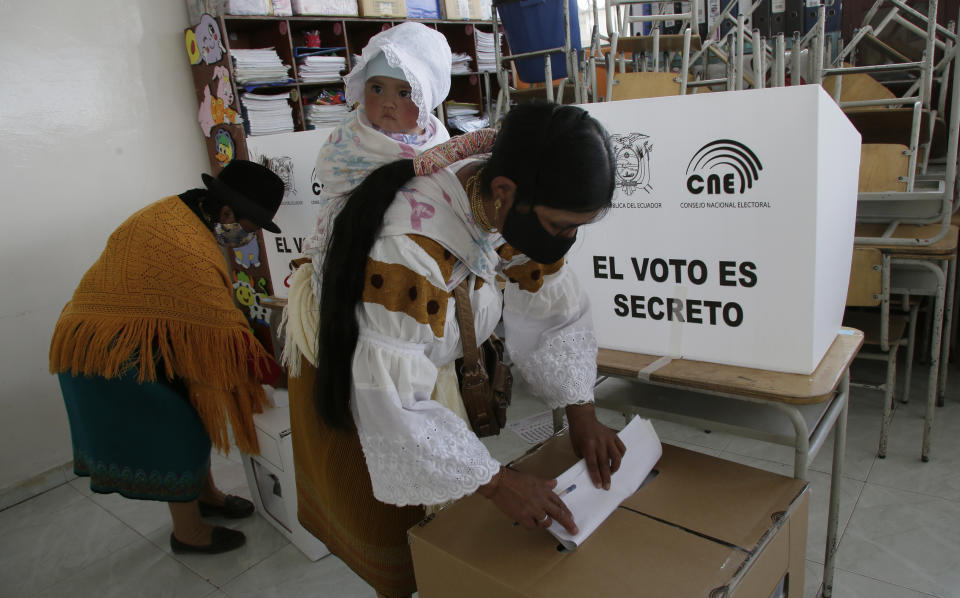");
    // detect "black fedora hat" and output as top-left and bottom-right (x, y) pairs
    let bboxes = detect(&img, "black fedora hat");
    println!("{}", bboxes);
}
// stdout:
(201, 160), (284, 233)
